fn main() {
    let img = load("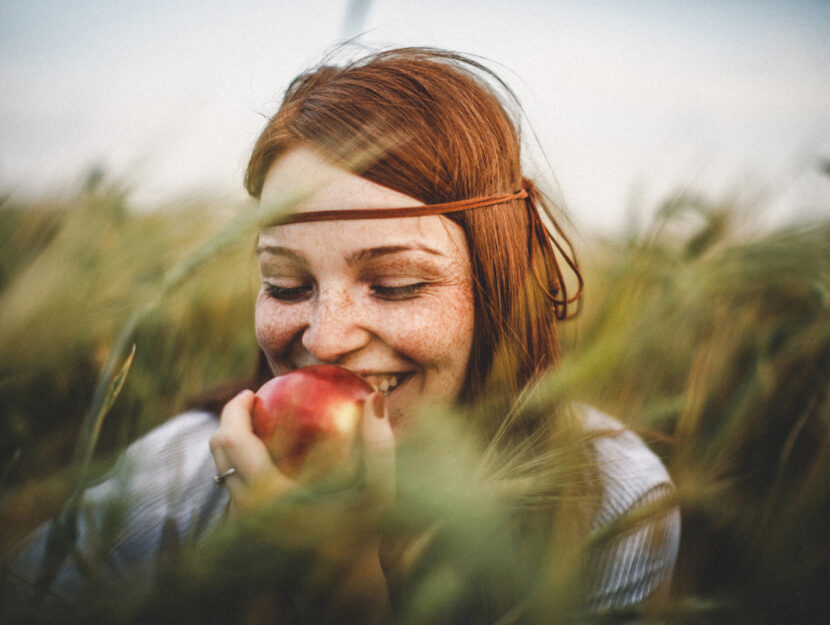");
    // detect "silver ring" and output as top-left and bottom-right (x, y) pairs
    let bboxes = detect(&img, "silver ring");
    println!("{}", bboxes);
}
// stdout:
(213, 467), (237, 485)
